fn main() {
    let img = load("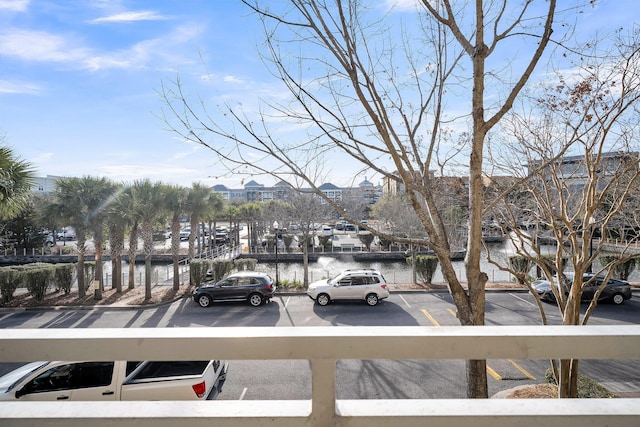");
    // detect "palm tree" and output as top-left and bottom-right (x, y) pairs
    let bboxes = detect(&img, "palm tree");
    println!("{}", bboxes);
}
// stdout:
(131, 179), (166, 300)
(109, 185), (143, 291)
(162, 184), (187, 290)
(105, 185), (129, 293)
(203, 192), (224, 253)
(46, 176), (116, 298)
(184, 184), (210, 256)
(0, 145), (35, 221)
